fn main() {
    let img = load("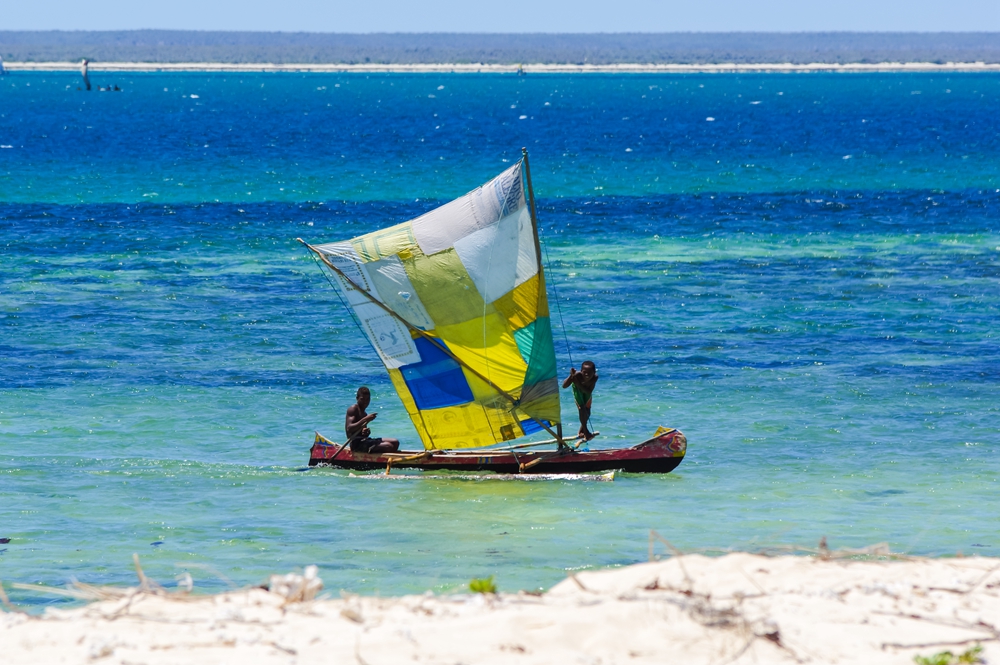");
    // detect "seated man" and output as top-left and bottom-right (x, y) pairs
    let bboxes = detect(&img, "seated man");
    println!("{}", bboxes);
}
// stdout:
(345, 386), (399, 454)
(562, 361), (599, 441)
